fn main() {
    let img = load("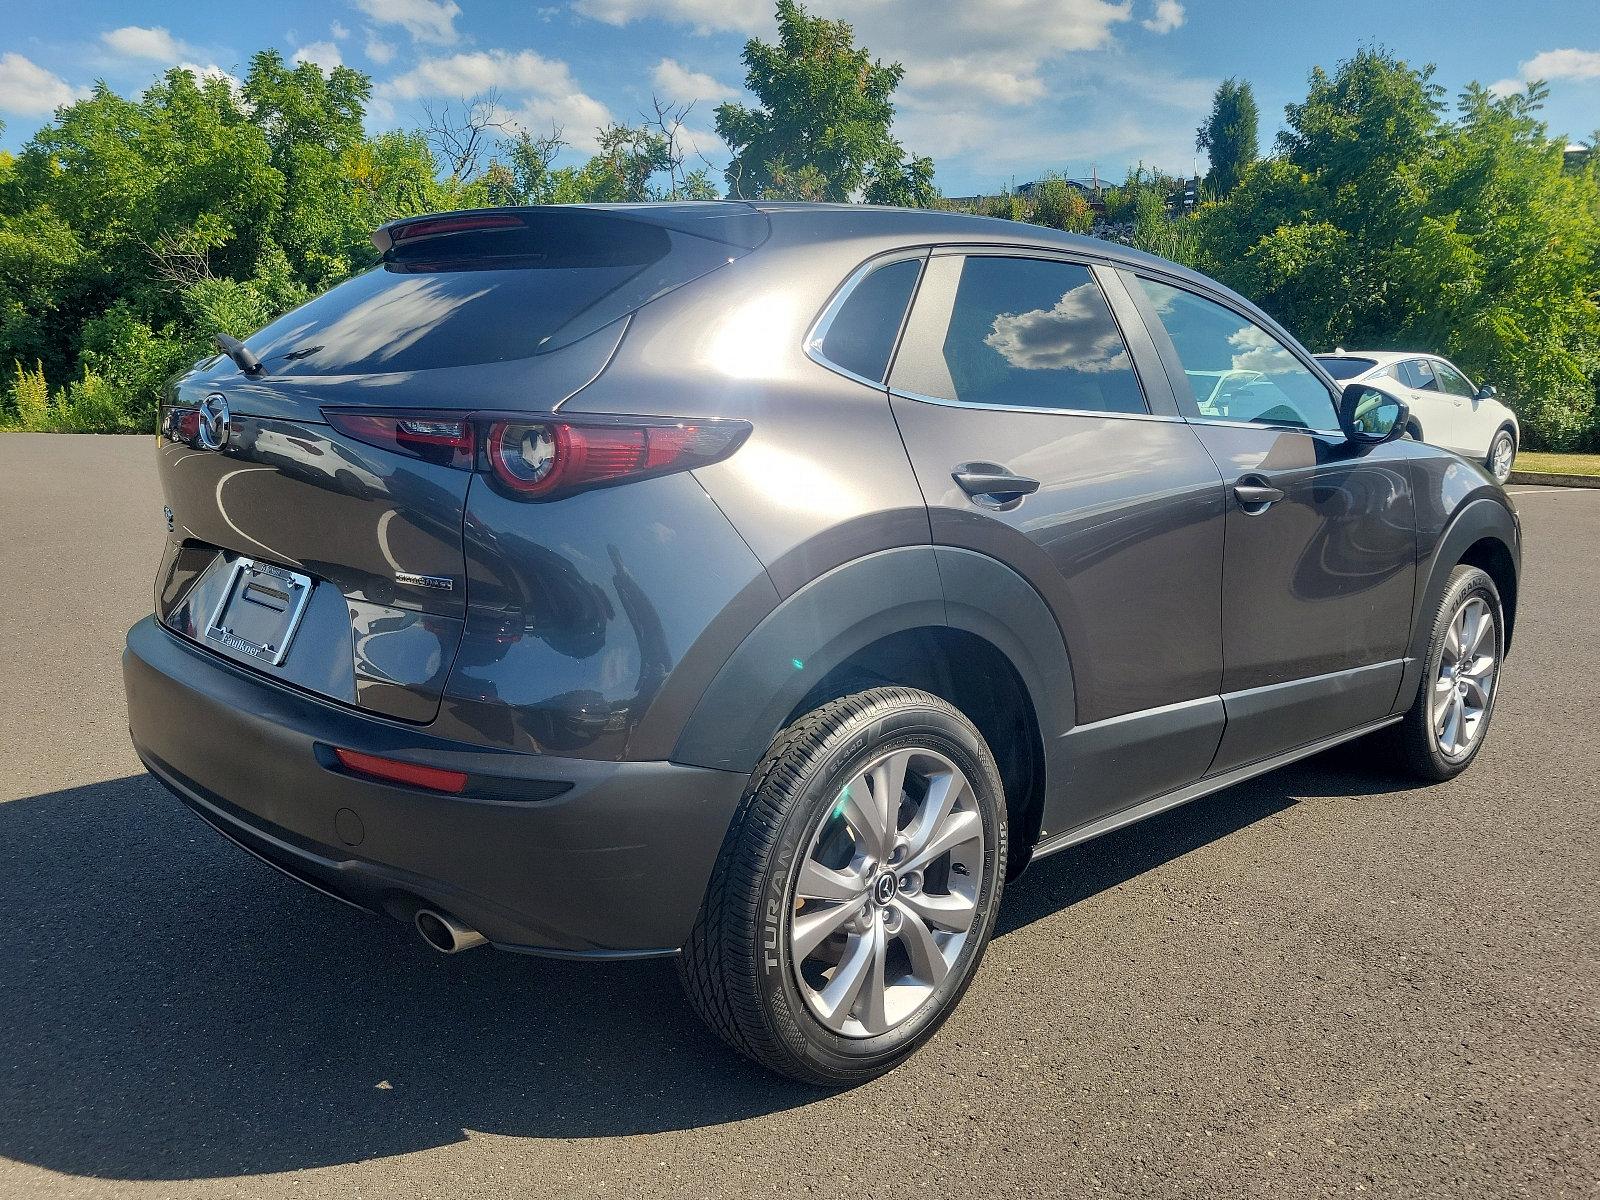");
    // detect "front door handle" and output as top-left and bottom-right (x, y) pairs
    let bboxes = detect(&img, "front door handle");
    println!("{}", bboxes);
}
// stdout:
(1233, 478), (1285, 512)
(953, 465), (1040, 501)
